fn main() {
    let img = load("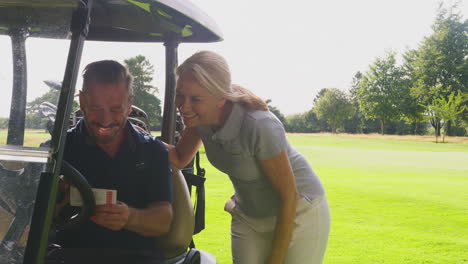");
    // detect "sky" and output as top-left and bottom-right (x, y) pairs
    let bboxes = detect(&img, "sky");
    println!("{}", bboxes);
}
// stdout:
(0, 0), (466, 118)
